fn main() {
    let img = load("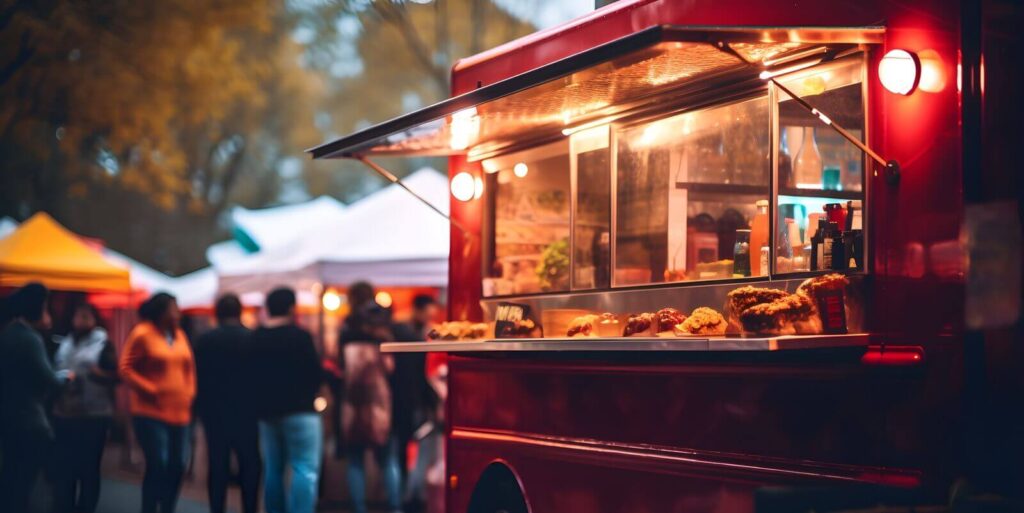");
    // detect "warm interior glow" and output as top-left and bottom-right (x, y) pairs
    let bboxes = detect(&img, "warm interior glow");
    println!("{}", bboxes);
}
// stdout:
(879, 49), (919, 95)
(916, 49), (946, 93)
(449, 107), (479, 150)
(513, 162), (528, 178)
(314, 397), (328, 412)
(321, 290), (342, 312)
(375, 291), (393, 308)
(450, 171), (476, 201)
